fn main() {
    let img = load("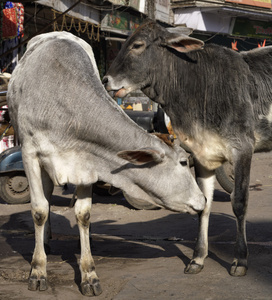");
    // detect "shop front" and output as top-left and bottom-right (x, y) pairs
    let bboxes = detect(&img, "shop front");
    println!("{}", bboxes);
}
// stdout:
(174, 4), (272, 50)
